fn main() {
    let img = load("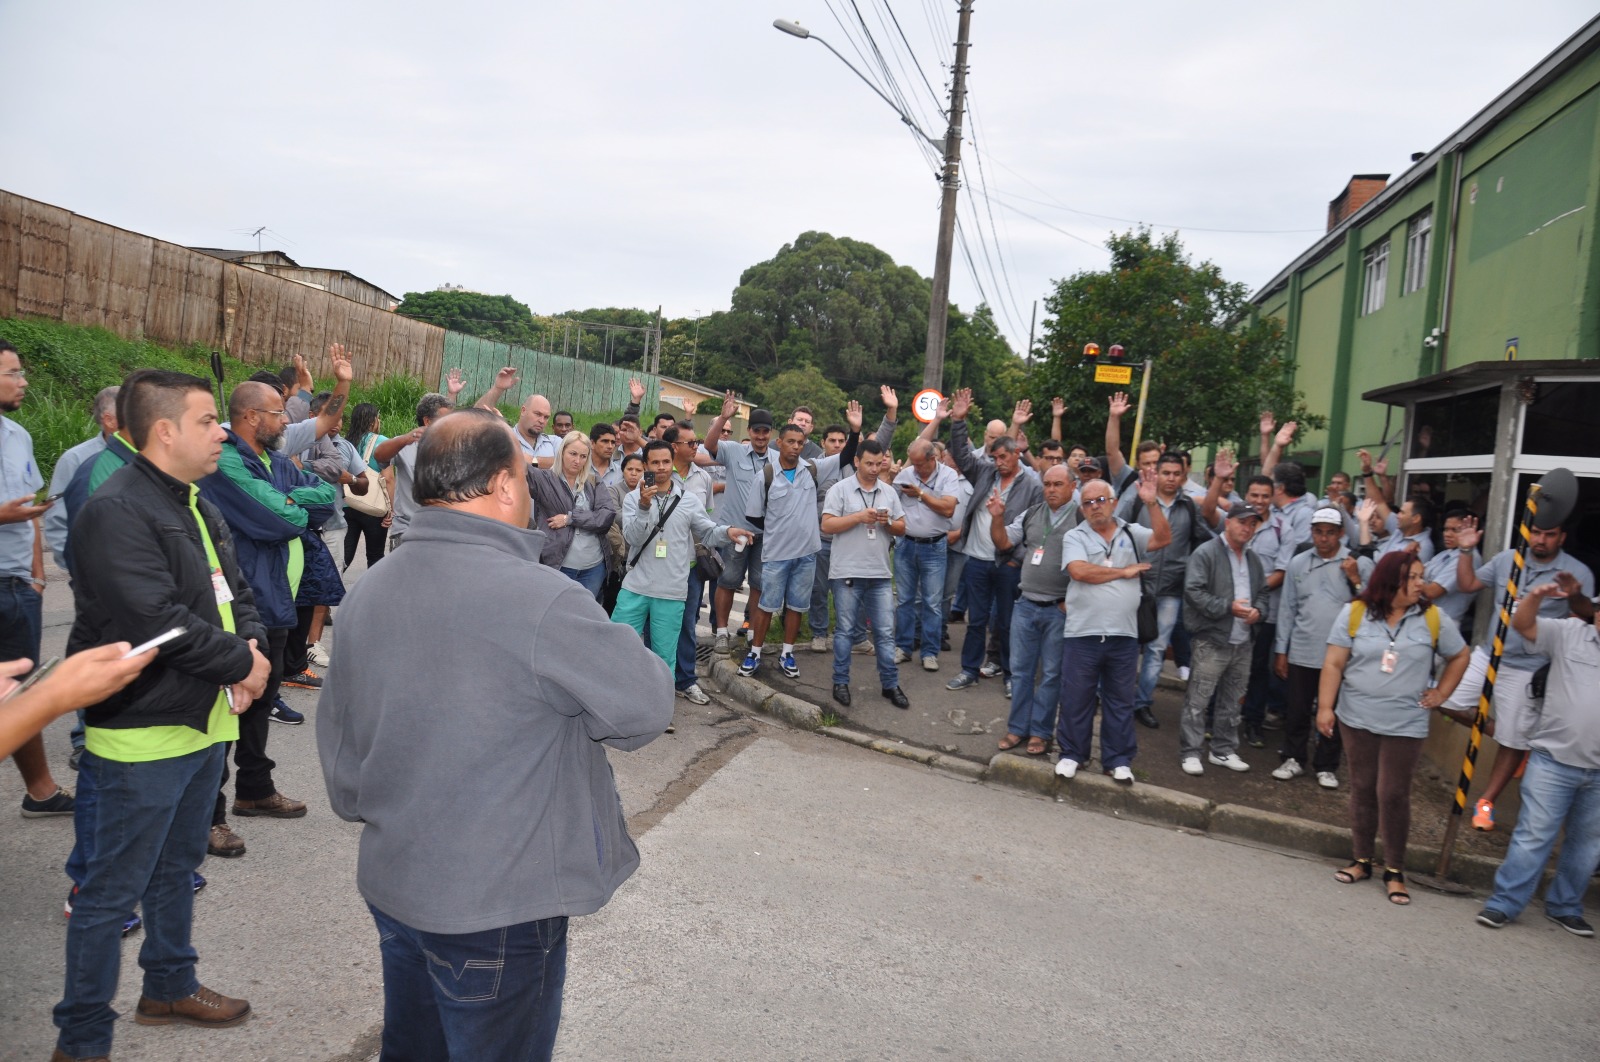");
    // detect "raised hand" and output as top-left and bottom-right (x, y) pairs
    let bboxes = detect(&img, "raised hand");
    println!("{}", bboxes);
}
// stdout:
(1012, 399), (1032, 425)
(1051, 396), (1065, 418)
(681, 395), (700, 417)
(720, 390), (739, 421)
(328, 344), (353, 384)
(1357, 448), (1373, 474)
(292, 353), (314, 393)
(934, 396), (951, 421)
(1274, 420), (1297, 448)
(1355, 497), (1379, 529)
(1137, 467), (1159, 506)
(1525, 580), (1567, 602)
(629, 377), (646, 404)
(1108, 391), (1131, 418)
(1454, 515), (1482, 551)
(950, 388), (973, 421)
(880, 385), (899, 413)
(1213, 448), (1236, 480)
(1374, 455), (1389, 477)
(1553, 571), (1582, 597)
(494, 366), (519, 390)
(1260, 410), (1276, 437)
(445, 367), (465, 398)
(845, 400), (864, 432)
